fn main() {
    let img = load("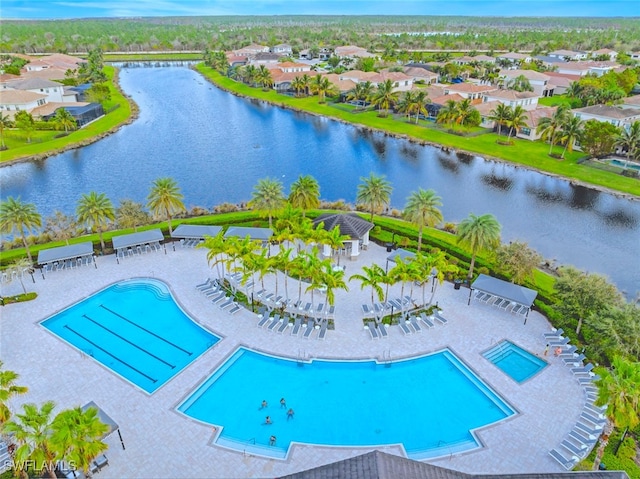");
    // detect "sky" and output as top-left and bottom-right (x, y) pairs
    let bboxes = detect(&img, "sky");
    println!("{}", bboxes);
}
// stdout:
(1, 0), (638, 20)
